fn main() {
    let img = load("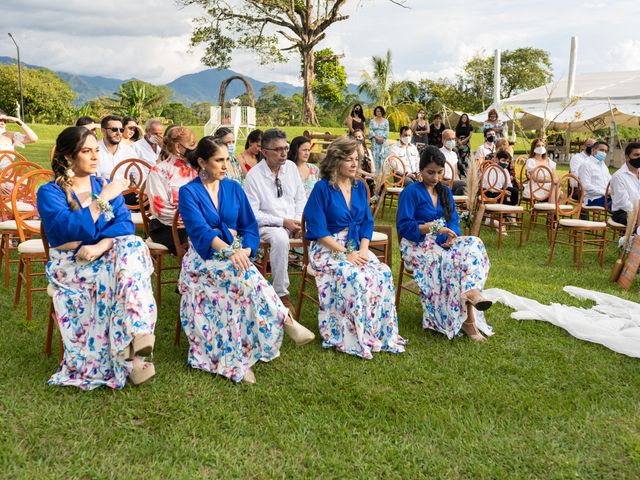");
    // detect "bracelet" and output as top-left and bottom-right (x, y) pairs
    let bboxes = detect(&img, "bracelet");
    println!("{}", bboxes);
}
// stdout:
(331, 240), (356, 260)
(93, 195), (114, 221)
(215, 236), (244, 260)
(429, 218), (446, 235)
